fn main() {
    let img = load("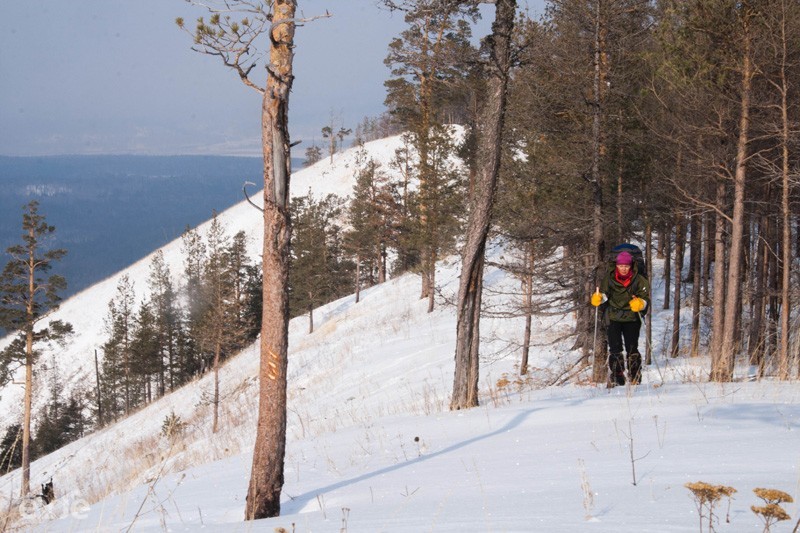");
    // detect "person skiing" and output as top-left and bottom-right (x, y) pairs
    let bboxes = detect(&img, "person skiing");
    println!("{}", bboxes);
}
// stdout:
(591, 250), (650, 386)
